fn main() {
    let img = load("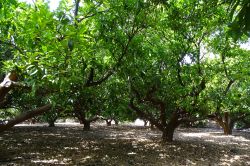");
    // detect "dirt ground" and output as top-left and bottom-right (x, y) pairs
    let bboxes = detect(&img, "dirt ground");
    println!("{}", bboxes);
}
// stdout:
(0, 123), (249, 166)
